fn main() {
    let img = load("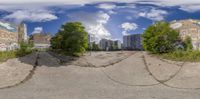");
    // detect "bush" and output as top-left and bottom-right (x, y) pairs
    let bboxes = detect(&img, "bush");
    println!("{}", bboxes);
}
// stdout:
(142, 21), (179, 54)
(162, 50), (200, 62)
(0, 42), (34, 62)
(16, 42), (33, 57)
